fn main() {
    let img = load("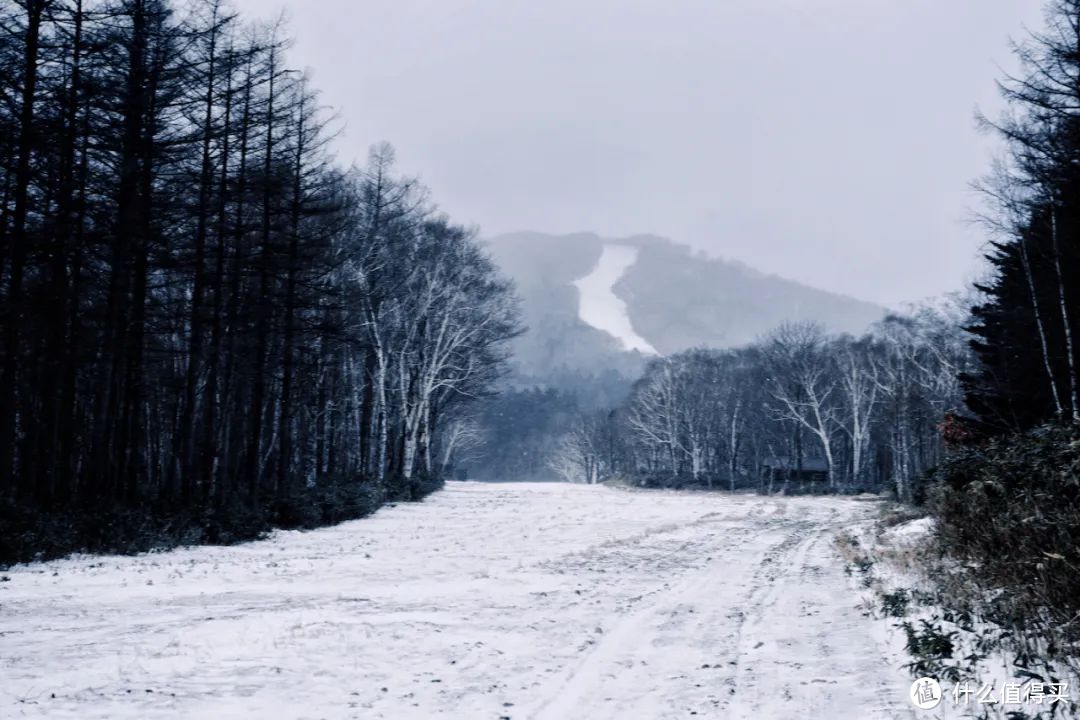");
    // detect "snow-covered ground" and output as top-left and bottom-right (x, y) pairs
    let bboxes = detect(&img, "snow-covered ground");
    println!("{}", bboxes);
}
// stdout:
(573, 244), (658, 355)
(1, 482), (916, 719)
